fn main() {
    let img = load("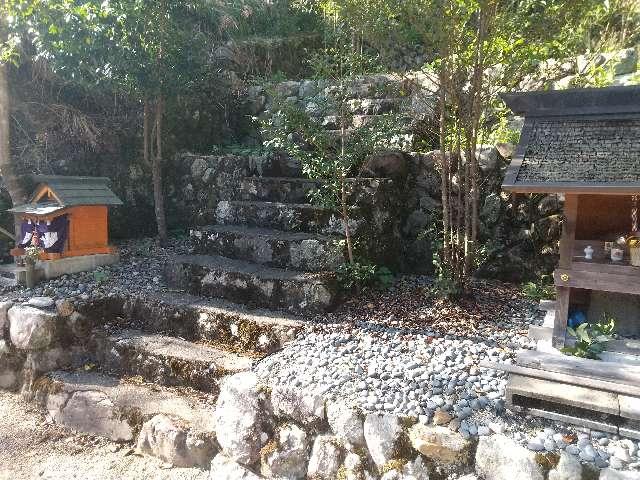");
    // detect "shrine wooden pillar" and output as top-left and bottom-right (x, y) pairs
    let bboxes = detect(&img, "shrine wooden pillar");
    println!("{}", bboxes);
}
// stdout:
(553, 194), (578, 348)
